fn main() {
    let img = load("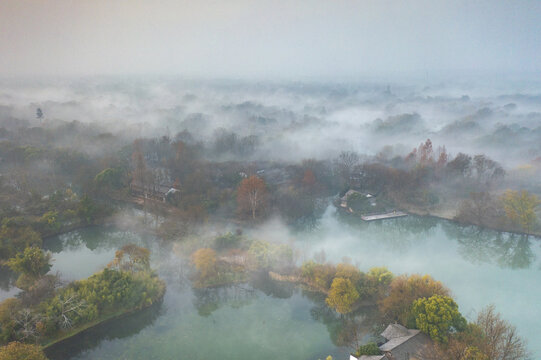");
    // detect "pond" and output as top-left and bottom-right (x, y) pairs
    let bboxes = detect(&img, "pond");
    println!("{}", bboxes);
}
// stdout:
(13, 226), (357, 360)
(0, 206), (540, 359)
